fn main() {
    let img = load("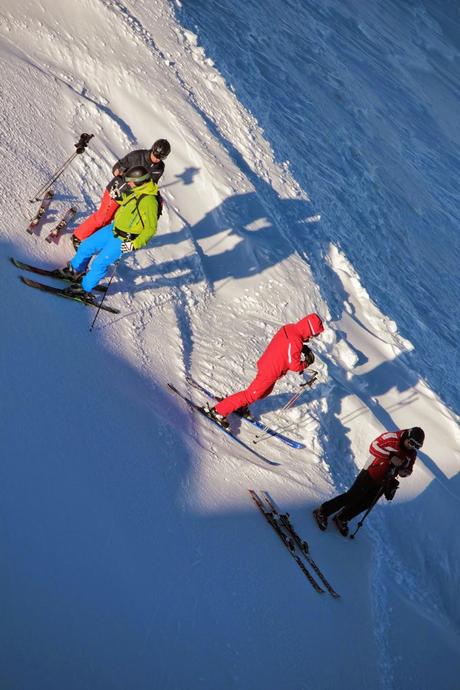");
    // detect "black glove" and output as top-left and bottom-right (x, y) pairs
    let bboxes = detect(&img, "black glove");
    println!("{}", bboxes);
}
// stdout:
(383, 477), (399, 501)
(301, 344), (315, 367)
(75, 133), (93, 154)
(389, 453), (405, 468)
